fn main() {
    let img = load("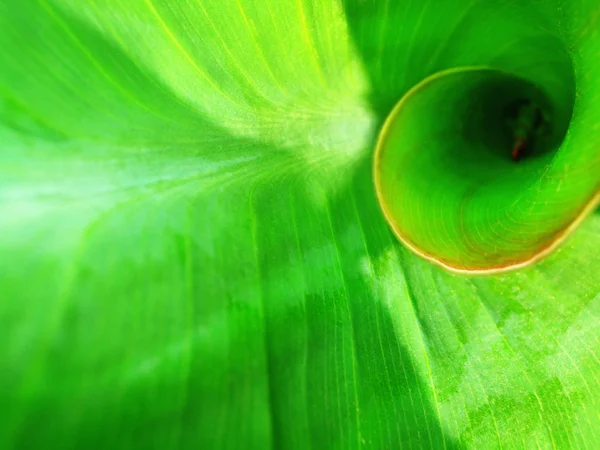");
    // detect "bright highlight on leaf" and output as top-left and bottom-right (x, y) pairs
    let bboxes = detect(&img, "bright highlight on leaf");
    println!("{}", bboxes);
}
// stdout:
(0, 0), (599, 449)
